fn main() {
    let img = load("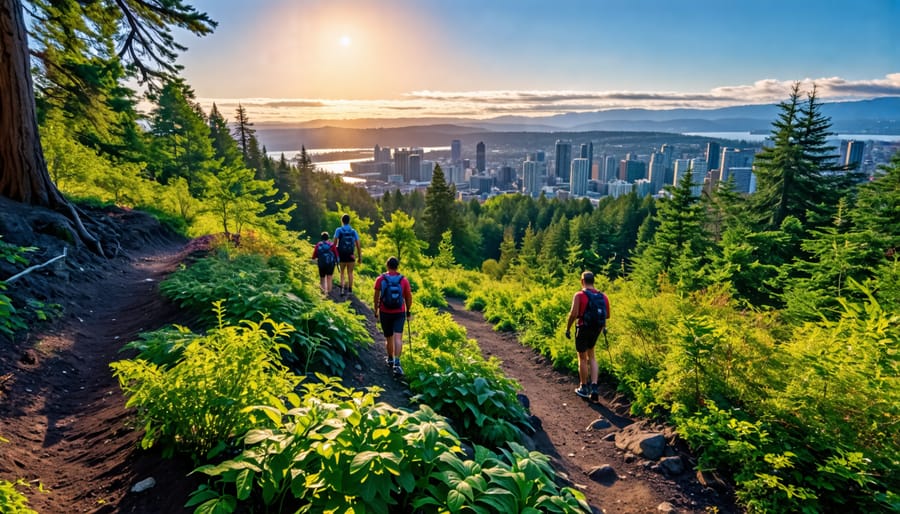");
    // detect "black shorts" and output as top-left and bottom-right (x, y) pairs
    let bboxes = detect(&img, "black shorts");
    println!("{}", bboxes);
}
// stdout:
(318, 264), (335, 278)
(339, 253), (355, 264)
(379, 311), (406, 337)
(575, 326), (600, 353)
